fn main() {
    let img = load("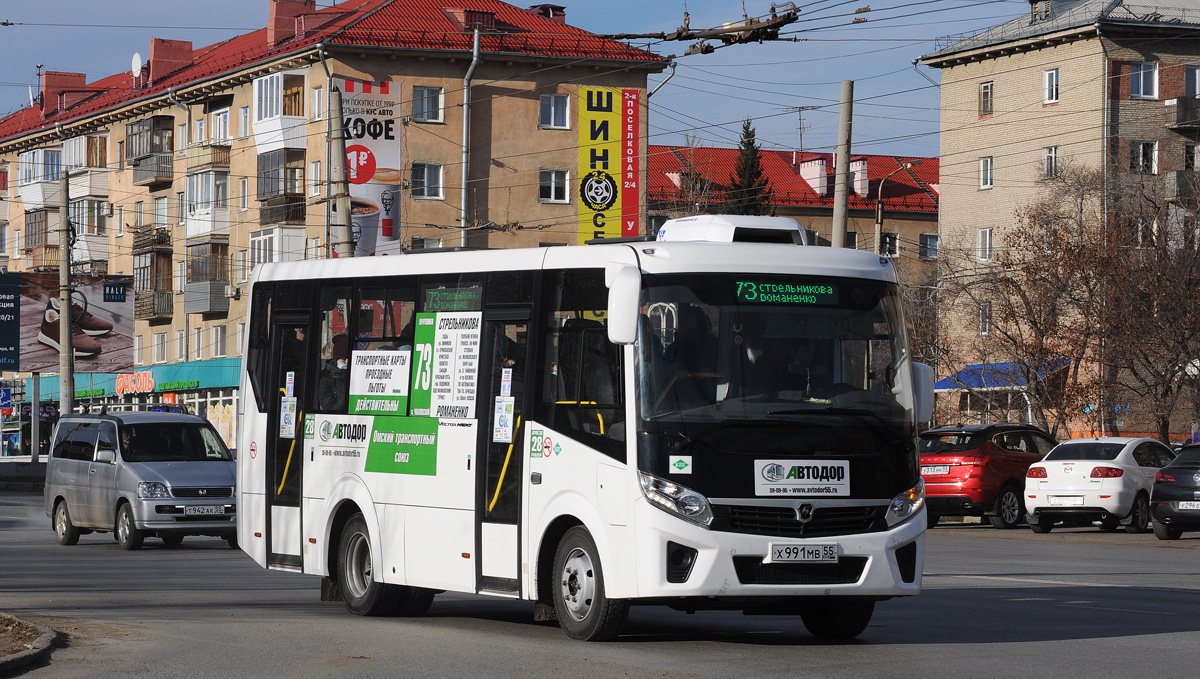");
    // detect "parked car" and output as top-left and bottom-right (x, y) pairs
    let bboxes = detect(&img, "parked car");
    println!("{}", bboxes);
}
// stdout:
(1025, 437), (1175, 533)
(1150, 444), (1200, 540)
(43, 410), (237, 550)
(920, 423), (1057, 529)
